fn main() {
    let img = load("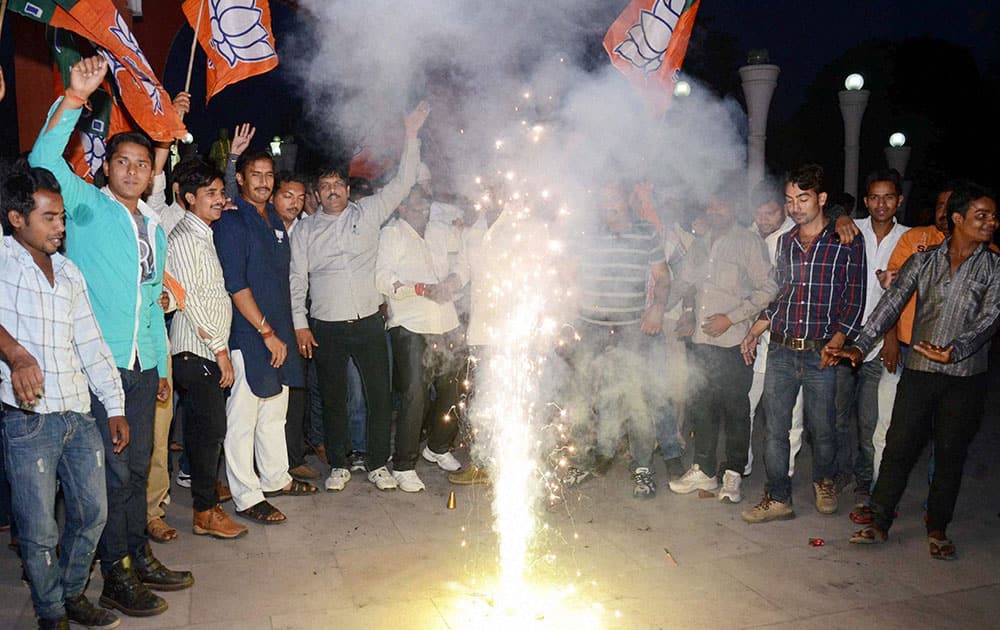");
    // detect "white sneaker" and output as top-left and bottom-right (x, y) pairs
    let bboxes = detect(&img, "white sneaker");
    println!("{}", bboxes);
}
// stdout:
(668, 464), (718, 494)
(367, 466), (398, 490)
(324, 468), (351, 492)
(718, 470), (742, 503)
(392, 469), (426, 492)
(176, 471), (191, 488)
(421, 446), (462, 472)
